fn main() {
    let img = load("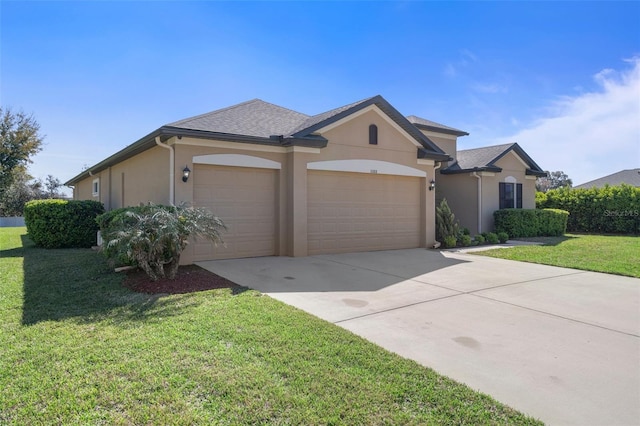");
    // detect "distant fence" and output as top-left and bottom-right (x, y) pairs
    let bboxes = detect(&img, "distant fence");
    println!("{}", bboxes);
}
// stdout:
(0, 217), (25, 227)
